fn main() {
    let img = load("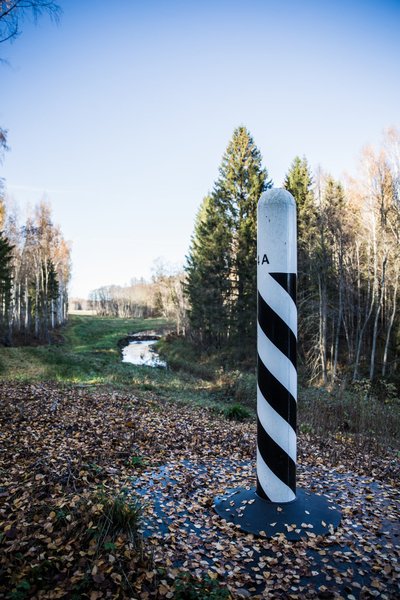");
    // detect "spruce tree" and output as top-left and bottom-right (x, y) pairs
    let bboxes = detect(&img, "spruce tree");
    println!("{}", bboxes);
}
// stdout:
(316, 176), (346, 383)
(185, 195), (232, 348)
(283, 156), (316, 370)
(186, 126), (270, 358)
(284, 156), (316, 258)
(214, 126), (271, 357)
